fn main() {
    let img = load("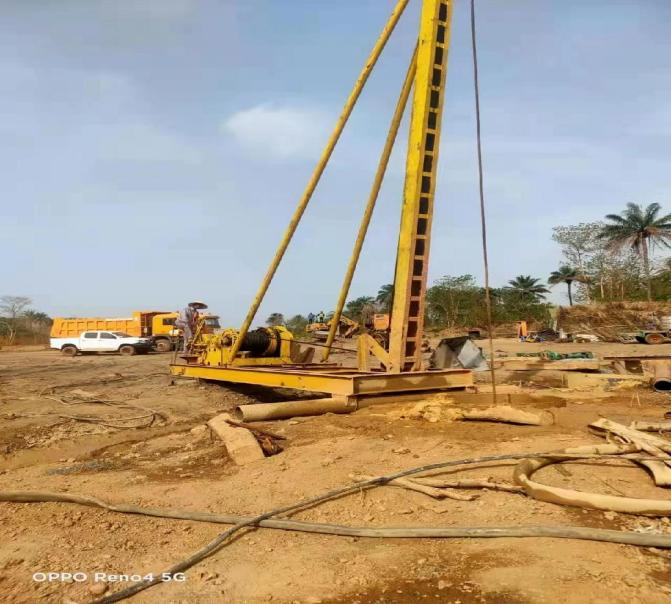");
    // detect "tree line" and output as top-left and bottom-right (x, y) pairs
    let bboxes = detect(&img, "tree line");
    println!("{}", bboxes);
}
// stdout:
(267, 201), (671, 332)
(0, 296), (52, 345)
